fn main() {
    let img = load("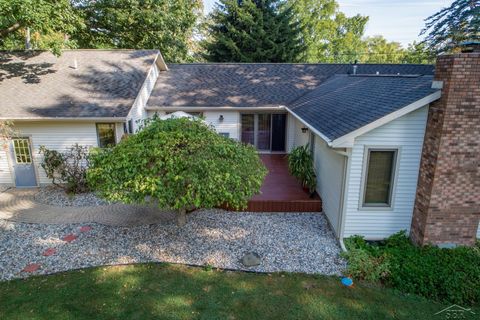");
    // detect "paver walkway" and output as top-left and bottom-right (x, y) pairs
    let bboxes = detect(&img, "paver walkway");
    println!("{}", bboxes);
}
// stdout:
(0, 188), (174, 226)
